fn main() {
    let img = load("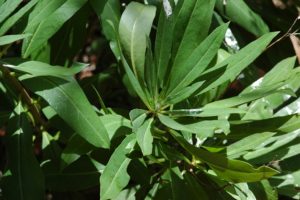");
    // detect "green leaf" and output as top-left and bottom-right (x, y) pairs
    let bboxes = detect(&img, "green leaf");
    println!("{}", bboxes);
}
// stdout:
(129, 109), (148, 132)
(0, 0), (22, 24)
(166, 107), (246, 117)
(165, 81), (204, 104)
(171, 0), (216, 70)
(89, 0), (108, 15)
(3, 61), (87, 77)
(100, 134), (136, 200)
(121, 56), (150, 108)
(203, 82), (289, 109)
(215, 0), (269, 36)
(23, 76), (110, 148)
(119, 2), (156, 79)
(167, 23), (228, 96)
(226, 132), (276, 159)
(1, 102), (44, 200)
(158, 114), (229, 138)
(243, 130), (300, 161)
(170, 130), (279, 183)
(25, 0), (65, 31)
(46, 156), (102, 191)
(136, 118), (154, 155)
(198, 32), (278, 94)
(100, 0), (120, 41)
(100, 114), (132, 139)
(0, 34), (31, 46)
(154, 0), (175, 87)
(22, 0), (87, 57)
(0, 0), (38, 36)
